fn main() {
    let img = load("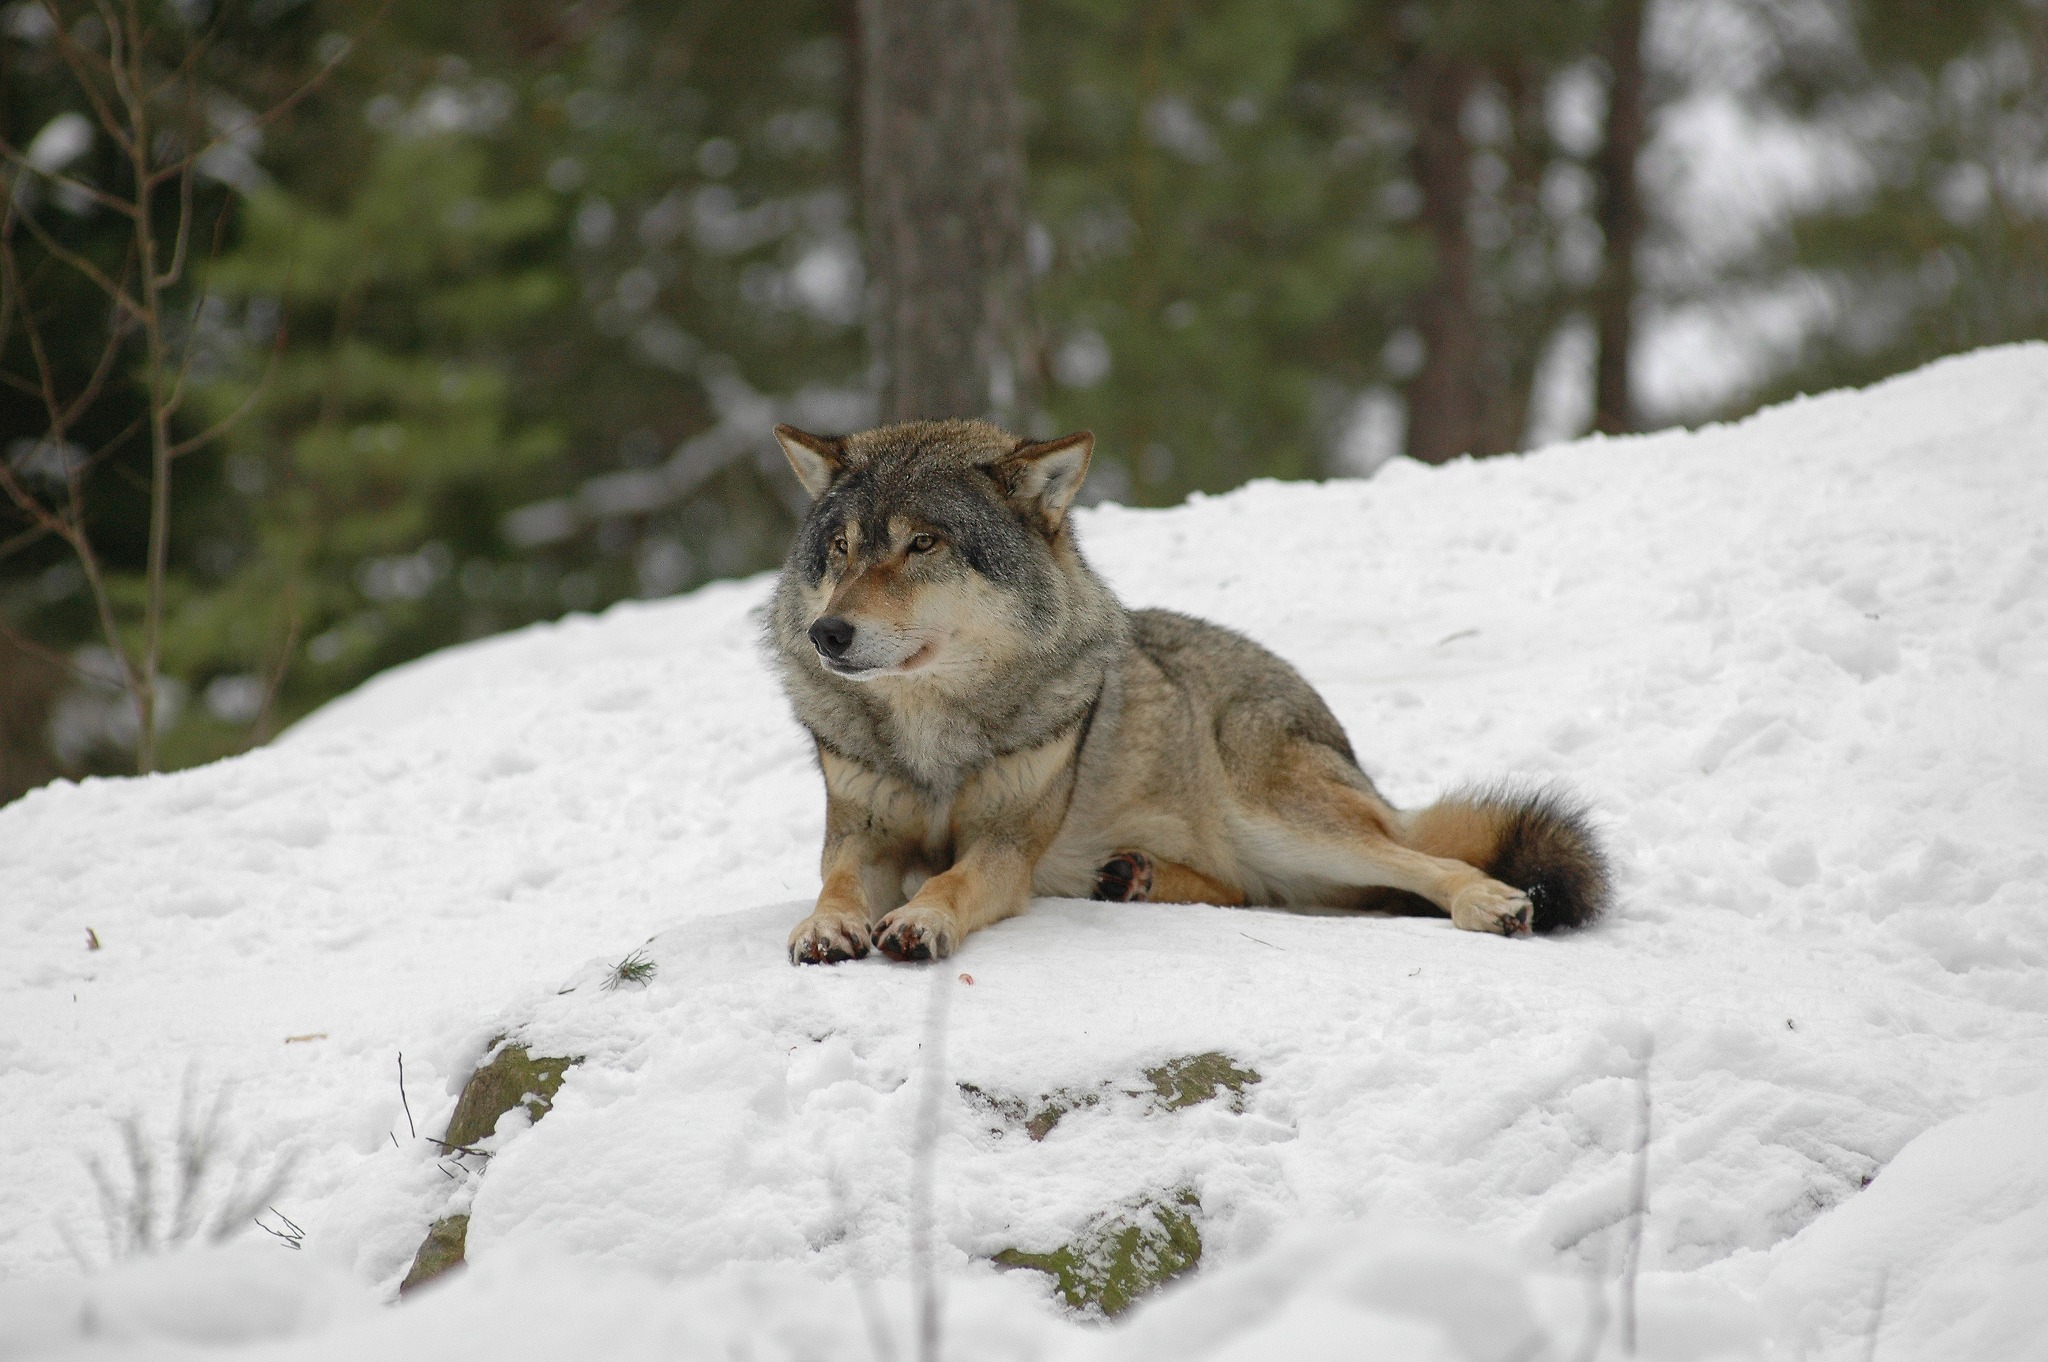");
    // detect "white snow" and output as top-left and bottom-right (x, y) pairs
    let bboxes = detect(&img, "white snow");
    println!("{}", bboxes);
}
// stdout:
(4, 345), (2047, 1361)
